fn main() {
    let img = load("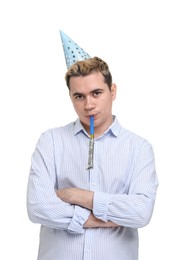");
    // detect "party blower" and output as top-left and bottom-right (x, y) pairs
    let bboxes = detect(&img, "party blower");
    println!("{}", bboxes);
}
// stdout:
(87, 115), (94, 169)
